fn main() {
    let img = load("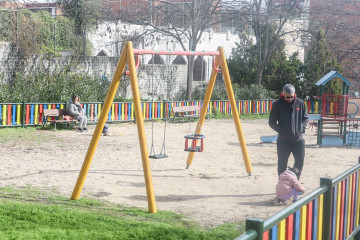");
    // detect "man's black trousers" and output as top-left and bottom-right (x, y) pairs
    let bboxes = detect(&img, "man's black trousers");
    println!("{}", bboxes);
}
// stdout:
(277, 139), (305, 176)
